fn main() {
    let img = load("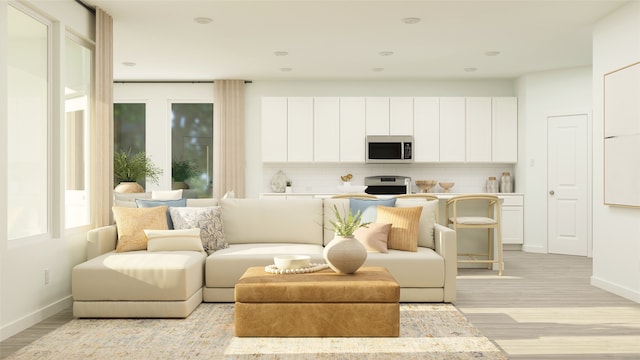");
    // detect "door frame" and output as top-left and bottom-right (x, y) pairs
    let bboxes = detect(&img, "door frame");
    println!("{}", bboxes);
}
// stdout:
(546, 112), (593, 257)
